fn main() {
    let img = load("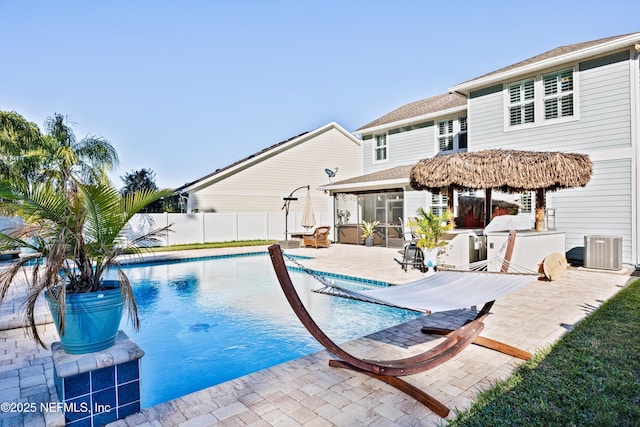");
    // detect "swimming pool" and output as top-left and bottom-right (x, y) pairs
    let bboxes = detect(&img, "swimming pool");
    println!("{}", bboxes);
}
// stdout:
(107, 253), (423, 408)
